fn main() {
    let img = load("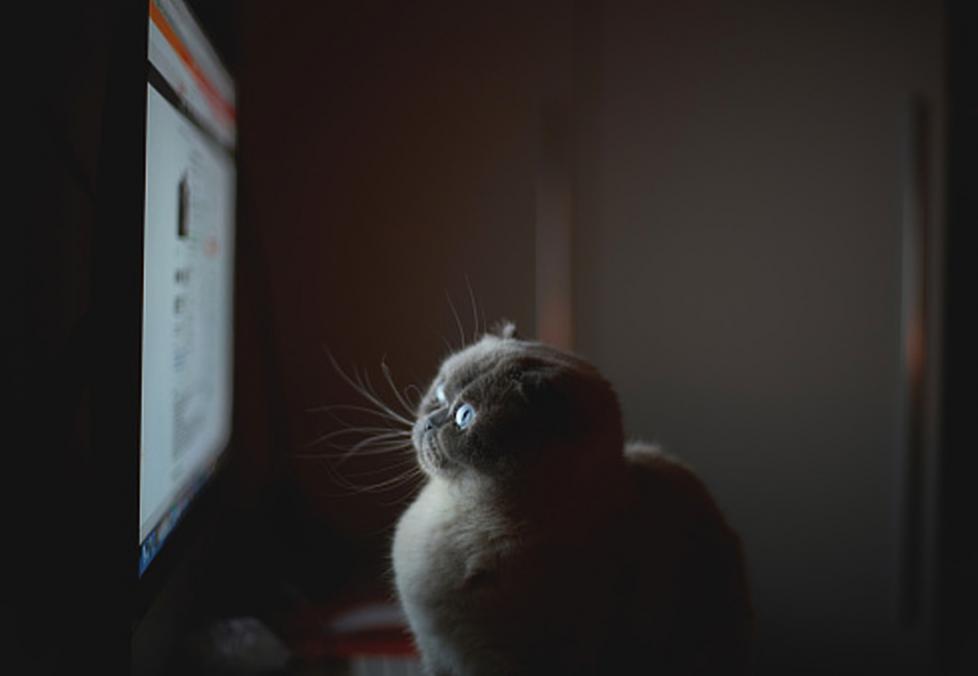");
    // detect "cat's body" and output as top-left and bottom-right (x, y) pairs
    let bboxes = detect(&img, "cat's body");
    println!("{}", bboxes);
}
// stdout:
(391, 329), (751, 675)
